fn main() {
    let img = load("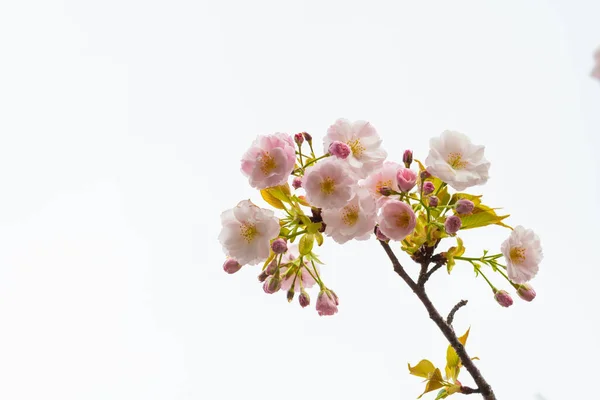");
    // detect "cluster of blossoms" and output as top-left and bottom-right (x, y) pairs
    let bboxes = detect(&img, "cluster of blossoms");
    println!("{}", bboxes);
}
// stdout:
(218, 118), (543, 316)
(592, 46), (600, 80)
